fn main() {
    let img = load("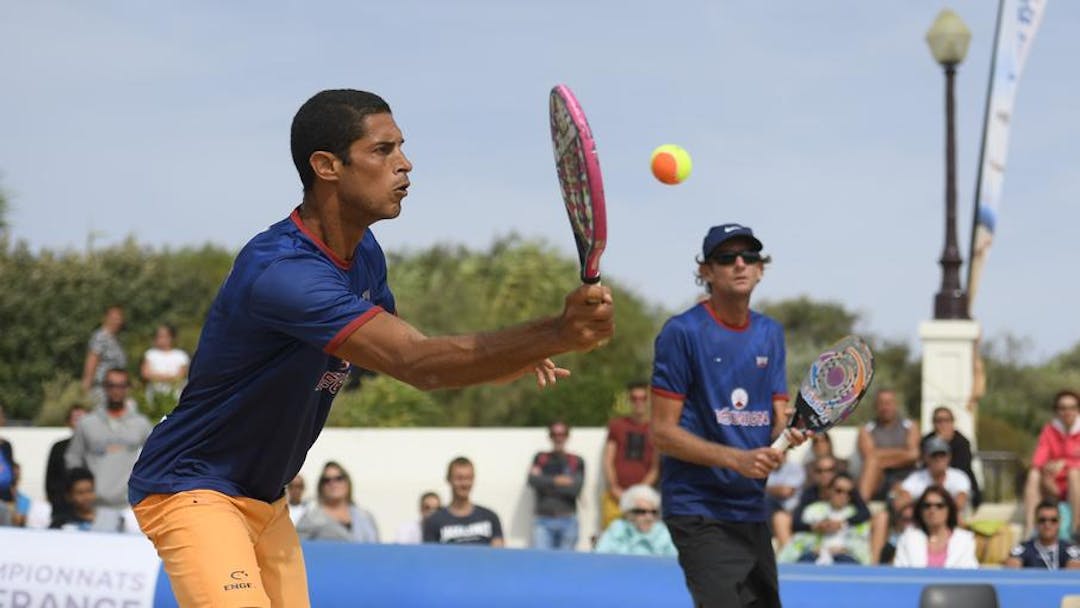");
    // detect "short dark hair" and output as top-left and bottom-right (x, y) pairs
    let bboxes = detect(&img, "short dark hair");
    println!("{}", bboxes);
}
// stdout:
(419, 491), (440, 507)
(65, 467), (94, 493)
(626, 381), (649, 392)
(104, 368), (129, 381)
(1036, 499), (1060, 515)
(446, 456), (473, 480)
(913, 485), (958, 533)
(1053, 389), (1080, 408)
(290, 89), (392, 192)
(156, 324), (178, 340)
